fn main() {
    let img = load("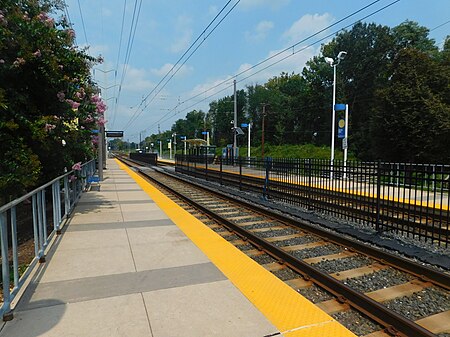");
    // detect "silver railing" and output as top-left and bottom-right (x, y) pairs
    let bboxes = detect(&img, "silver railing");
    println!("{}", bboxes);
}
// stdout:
(0, 159), (96, 320)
